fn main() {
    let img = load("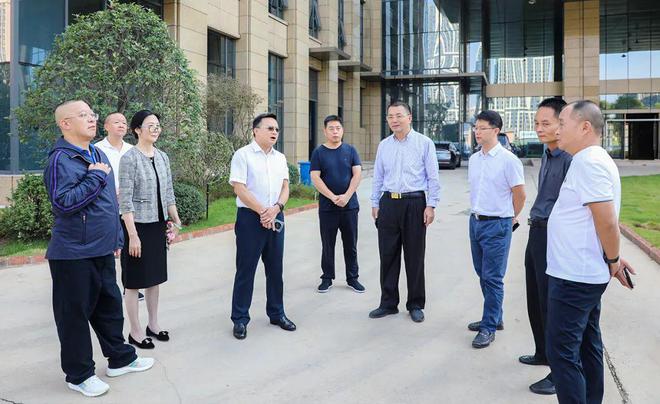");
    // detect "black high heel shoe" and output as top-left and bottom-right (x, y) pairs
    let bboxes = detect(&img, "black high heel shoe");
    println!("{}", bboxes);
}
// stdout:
(128, 334), (155, 349)
(146, 326), (170, 341)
